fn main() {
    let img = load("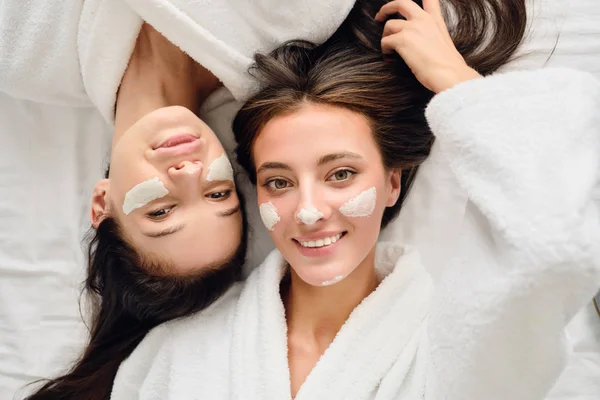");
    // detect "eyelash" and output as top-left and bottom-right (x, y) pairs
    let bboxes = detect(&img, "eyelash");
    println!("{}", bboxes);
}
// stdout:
(146, 190), (232, 219)
(147, 207), (173, 219)
(327, 168), (356, 182)
(207, 189), (232, 200)
(262, 168), (356, 192)
(263, 178), (291, 192)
